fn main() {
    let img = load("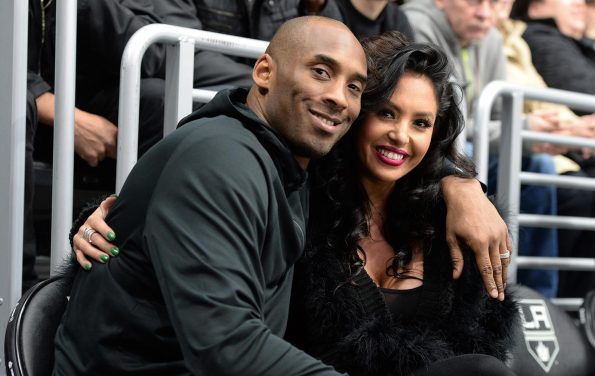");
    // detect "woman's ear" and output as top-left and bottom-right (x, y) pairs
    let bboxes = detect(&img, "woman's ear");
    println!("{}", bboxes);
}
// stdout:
(252, 53), (274, 90)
